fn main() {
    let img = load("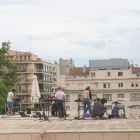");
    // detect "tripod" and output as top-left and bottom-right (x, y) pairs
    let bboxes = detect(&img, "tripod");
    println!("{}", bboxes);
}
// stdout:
(74, 99), (83, 120)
